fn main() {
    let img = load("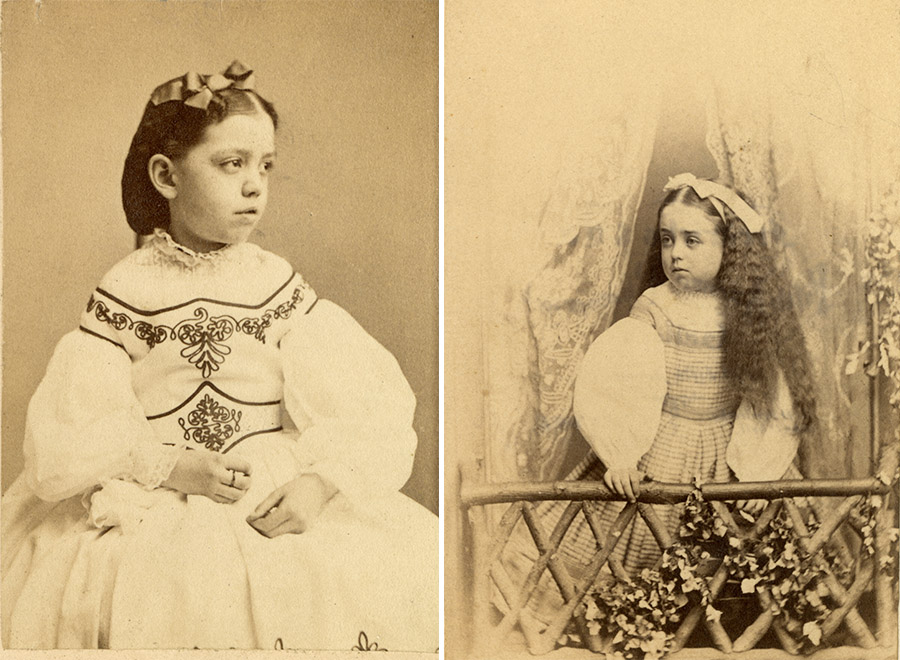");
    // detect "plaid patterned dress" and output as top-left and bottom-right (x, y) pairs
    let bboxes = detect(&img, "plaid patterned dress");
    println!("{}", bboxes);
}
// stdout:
(501, 287), (741, 623)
